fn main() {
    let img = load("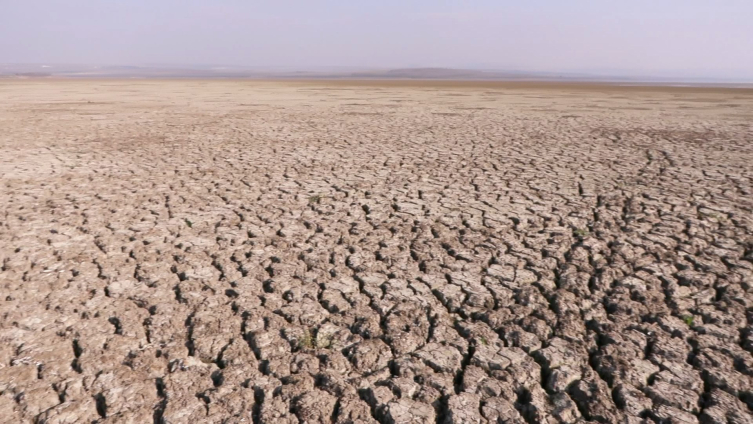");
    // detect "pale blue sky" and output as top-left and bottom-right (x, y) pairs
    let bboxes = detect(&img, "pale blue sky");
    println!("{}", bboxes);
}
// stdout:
(1, 0), (751, 78)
